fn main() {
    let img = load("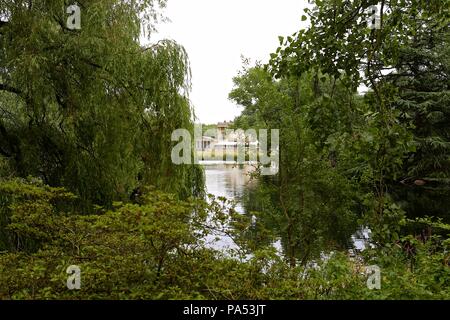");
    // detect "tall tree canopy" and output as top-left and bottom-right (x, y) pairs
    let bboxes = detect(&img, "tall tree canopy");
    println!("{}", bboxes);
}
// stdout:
(230, 65), (360, 265)
(0, 0), (203, 209)
(269, 0), (449, 241)
(0, 0), (449, 300)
